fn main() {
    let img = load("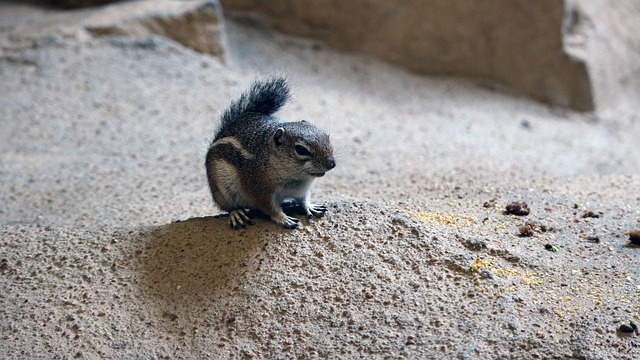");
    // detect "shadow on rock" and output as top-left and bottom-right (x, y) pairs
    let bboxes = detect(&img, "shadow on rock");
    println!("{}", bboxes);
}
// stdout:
(138, 215), (269, 304)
